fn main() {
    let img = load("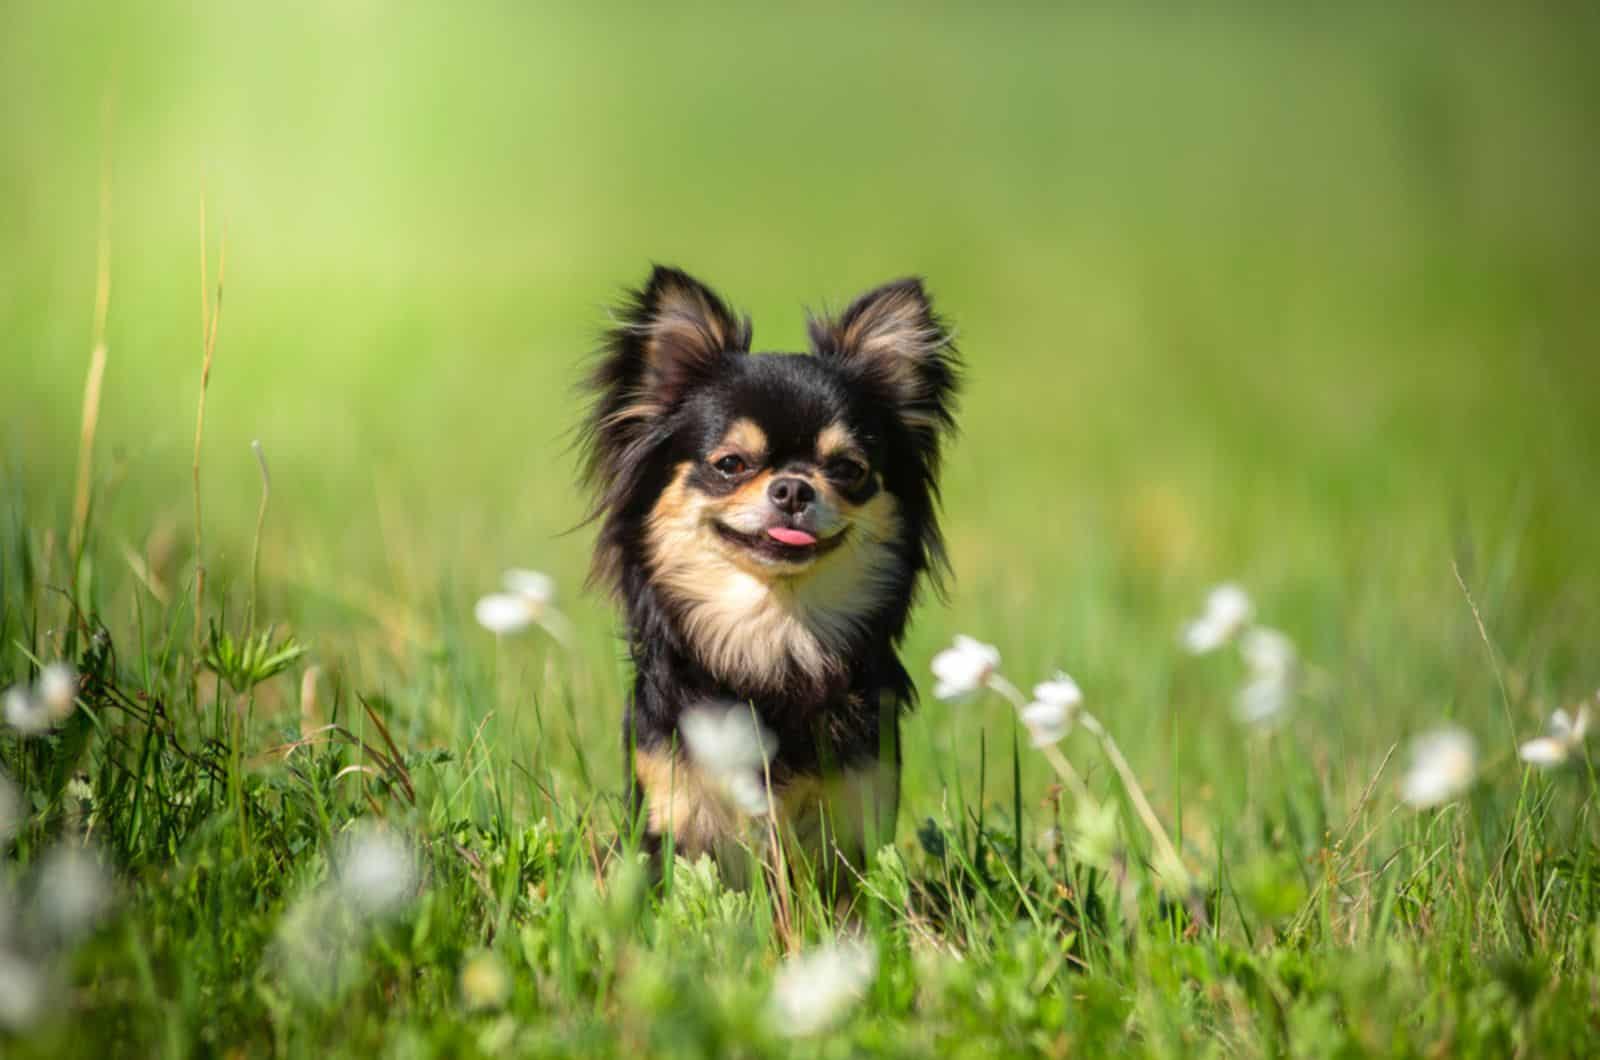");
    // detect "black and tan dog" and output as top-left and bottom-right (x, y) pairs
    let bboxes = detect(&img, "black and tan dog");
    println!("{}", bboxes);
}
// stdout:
(580, 266), (960, 887)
